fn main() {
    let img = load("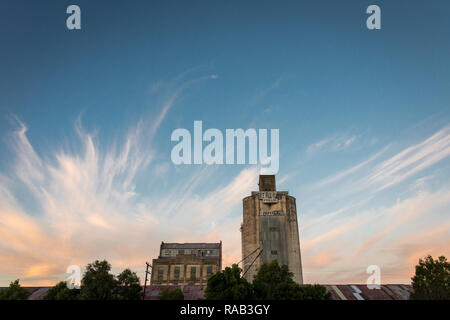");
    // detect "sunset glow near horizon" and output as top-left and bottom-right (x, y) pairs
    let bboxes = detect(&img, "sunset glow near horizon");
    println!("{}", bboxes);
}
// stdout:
(0, 0), (449, 286)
